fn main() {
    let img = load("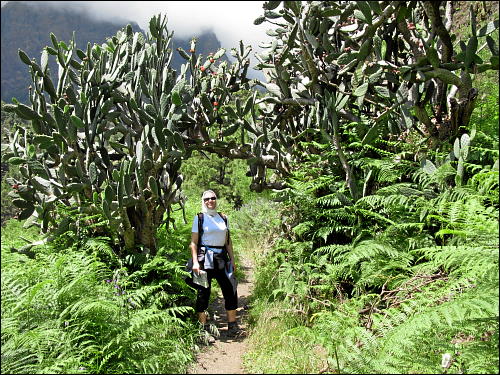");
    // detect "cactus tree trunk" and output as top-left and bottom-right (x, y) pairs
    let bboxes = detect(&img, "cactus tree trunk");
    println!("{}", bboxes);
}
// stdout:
(126, 200), (156, 255)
